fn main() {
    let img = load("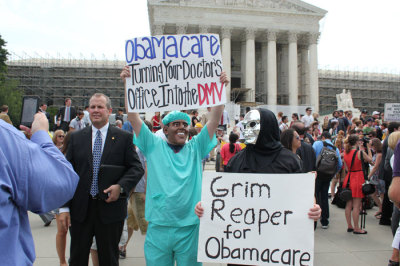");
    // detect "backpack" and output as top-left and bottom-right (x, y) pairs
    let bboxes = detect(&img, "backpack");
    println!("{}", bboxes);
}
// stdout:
(315, 141), (339, 181)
